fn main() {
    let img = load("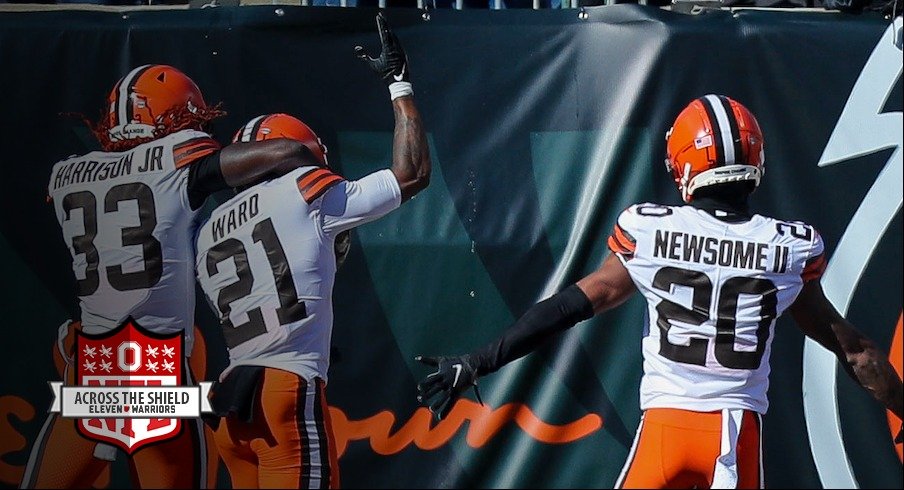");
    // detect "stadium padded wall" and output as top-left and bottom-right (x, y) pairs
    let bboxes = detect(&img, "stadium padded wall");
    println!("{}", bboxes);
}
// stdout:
(0, 5), (901, 489)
